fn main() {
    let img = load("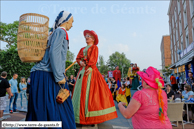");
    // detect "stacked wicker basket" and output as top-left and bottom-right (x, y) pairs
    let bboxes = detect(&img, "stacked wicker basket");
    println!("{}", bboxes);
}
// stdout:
(17, 13), (49, 63)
